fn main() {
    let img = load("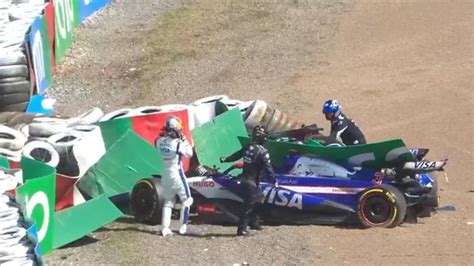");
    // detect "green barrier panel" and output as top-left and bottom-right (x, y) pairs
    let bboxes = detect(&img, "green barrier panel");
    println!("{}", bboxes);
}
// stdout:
(15, 158), (56, 255)
(98, 117), (133, 149)
(191, 108), (248, 170)
(215, 100), (229, 116)
(21, 156), (57, 183)
(54, 0), (80, 63)
(0, 156), (8, 168)
(53, 196), (123, 249)
(78, 130), (161, 198)
(239, 137), (416, 169)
